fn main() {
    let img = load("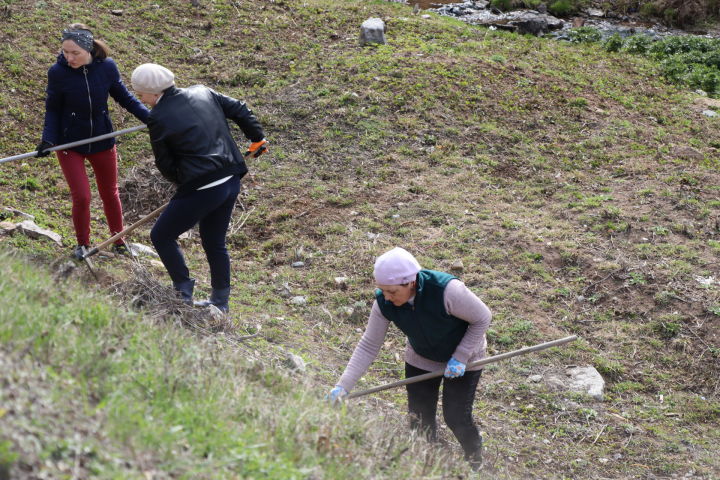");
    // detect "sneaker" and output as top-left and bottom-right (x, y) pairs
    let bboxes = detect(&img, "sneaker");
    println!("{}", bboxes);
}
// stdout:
(71, 245), (89, 261)
(112, 242), (136, 258)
